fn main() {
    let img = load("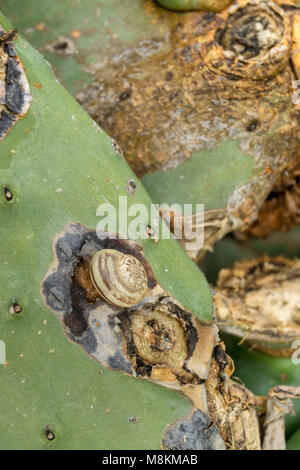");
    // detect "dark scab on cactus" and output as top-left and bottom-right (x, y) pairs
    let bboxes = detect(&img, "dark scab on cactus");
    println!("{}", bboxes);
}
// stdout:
(41, 222), (215, 394)
(41, 224), (228, 449)
(0, 26), (32, 142)
(162, 408), (226, 450)
(42, 223), (211, 363)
